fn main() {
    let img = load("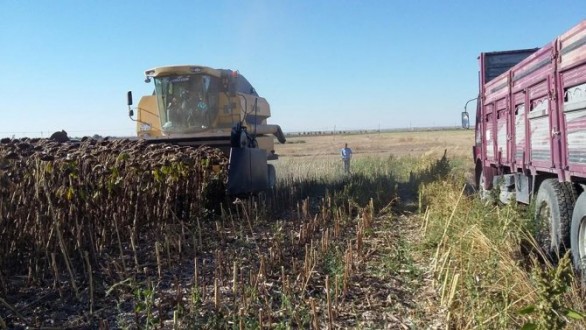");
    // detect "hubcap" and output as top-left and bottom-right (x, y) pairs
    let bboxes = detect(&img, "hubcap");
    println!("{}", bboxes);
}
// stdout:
(479, 172), (490, 201)
(579, 217), (586, 266)
(479, 173), (485, 191)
